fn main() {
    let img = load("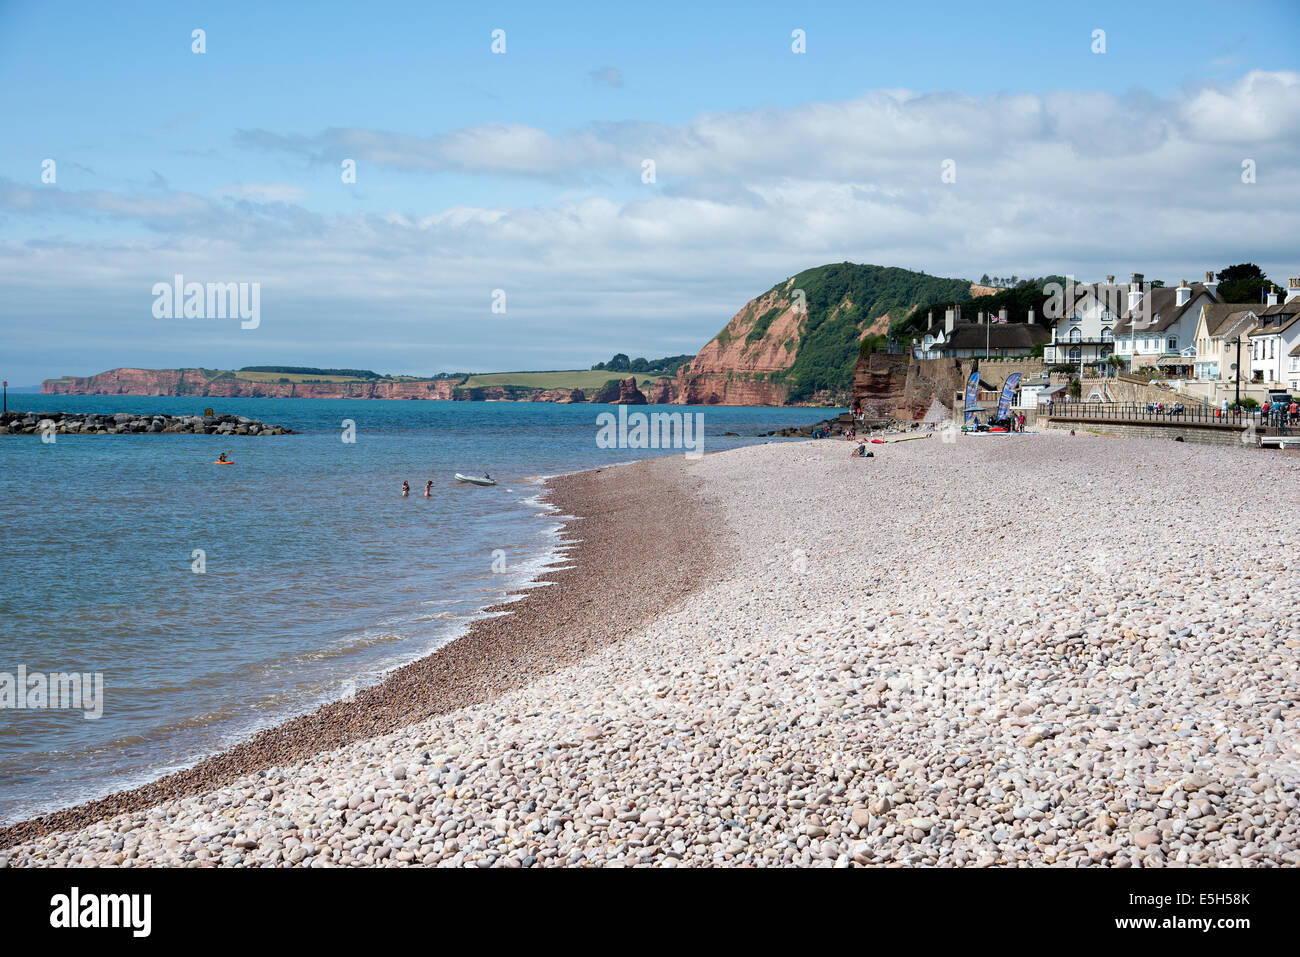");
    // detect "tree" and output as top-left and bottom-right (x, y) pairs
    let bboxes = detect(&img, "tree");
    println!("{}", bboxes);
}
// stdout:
(1217, 263), (1272, 305)
(606, 353), (631, 372)
(980, 273), (991, 284)
(1069, 377), (1082, 399)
